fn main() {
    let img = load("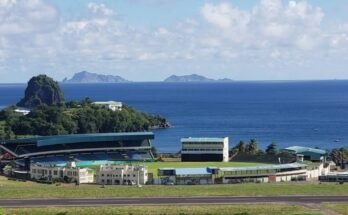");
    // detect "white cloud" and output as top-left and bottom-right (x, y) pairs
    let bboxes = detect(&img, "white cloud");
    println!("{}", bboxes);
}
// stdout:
(201, 2), (250, 33)
(0, 0), (348, 82)
(0, 0), (58, 35)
